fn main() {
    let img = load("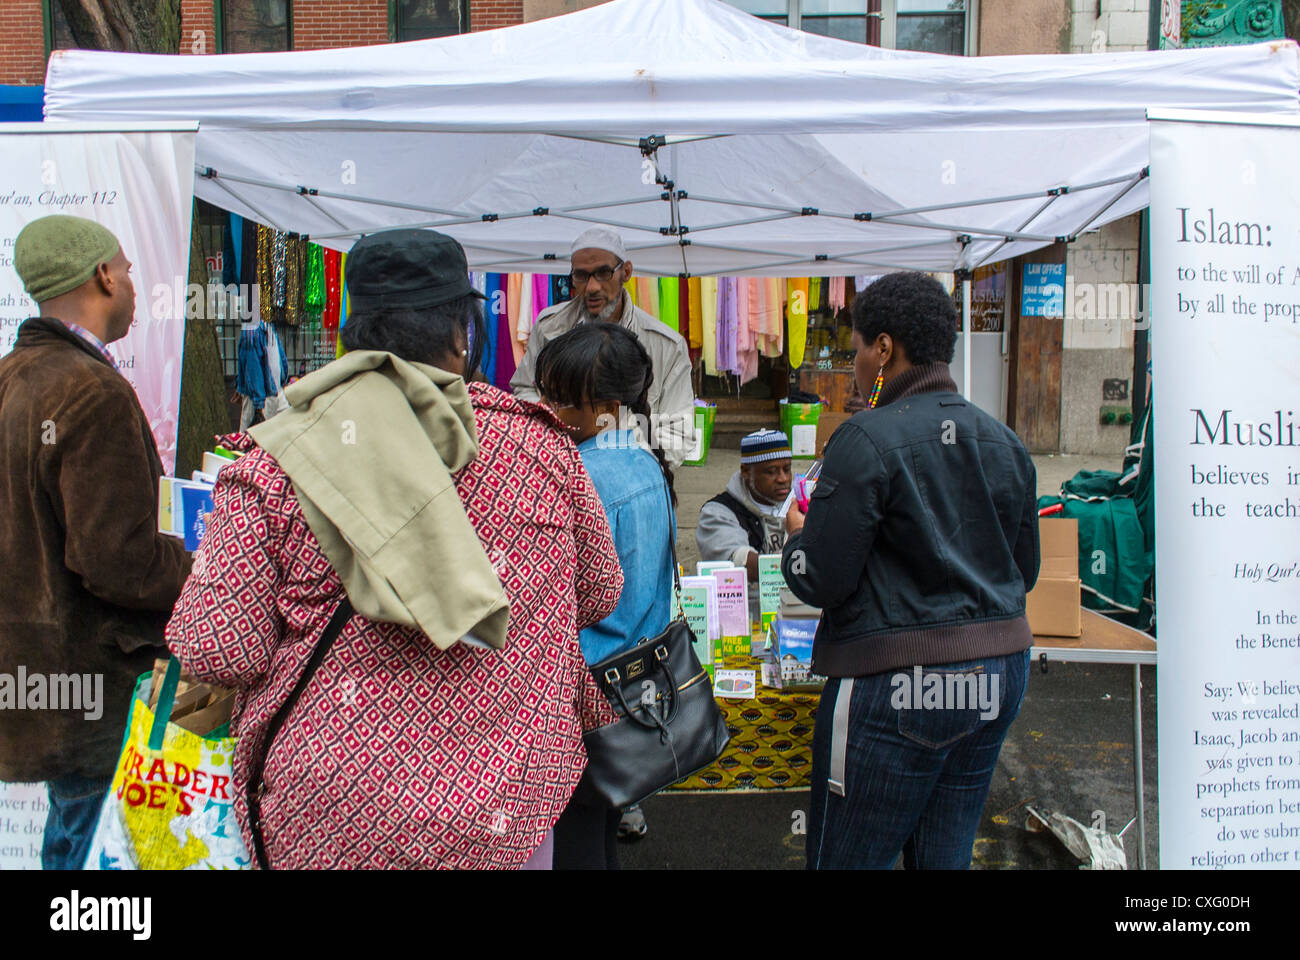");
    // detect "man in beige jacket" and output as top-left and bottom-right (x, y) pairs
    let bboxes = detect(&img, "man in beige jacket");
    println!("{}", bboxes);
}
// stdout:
(510, 227), (695, 468)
